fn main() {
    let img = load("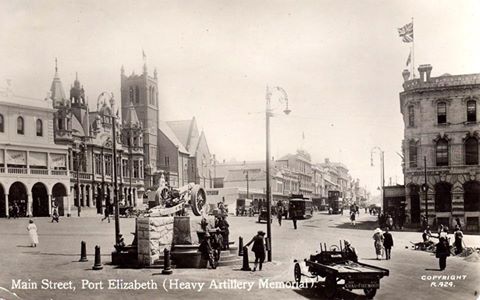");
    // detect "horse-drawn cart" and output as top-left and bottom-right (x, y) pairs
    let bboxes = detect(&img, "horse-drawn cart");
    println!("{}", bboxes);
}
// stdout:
(293, 242), (389, 299)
